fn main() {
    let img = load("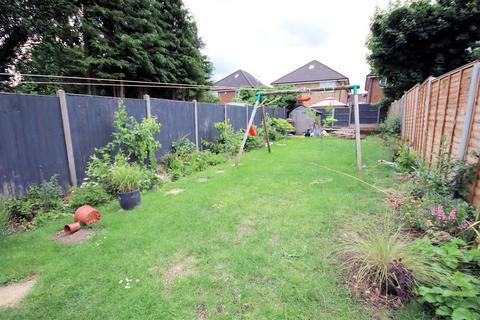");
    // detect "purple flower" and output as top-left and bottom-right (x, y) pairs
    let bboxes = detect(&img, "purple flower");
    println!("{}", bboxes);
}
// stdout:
(448, 208), (457, 221)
